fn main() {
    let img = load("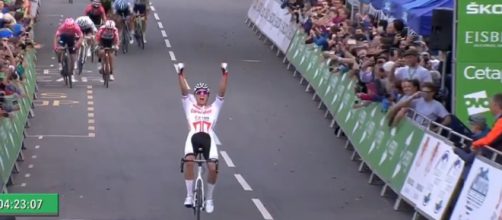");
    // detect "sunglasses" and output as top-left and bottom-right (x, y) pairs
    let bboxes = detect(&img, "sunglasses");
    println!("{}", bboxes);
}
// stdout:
(195, 90), (209, 95)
